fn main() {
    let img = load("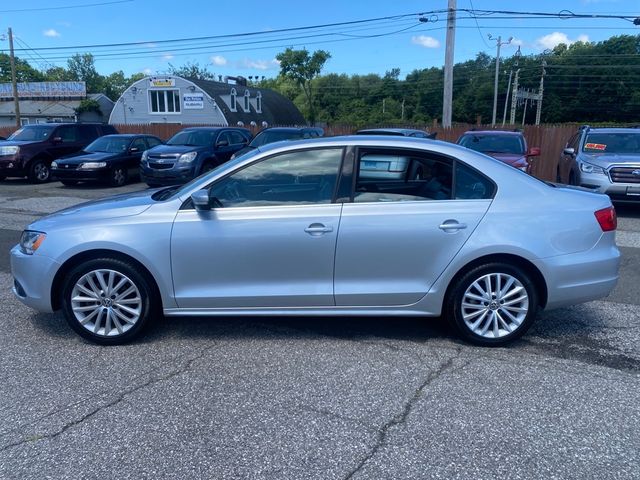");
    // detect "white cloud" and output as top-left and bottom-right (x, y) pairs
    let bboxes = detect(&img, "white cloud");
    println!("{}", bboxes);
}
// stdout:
(535, 32), (589, 50)
(238, 58), (280, 70)
(43, 29), (60, 38)
(143, 68), (153, 75)
(210, 55), (227, 66)
(143, 42), (157, 49)
(162, 54), (174, 61)
(411, 35), (440, 49)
